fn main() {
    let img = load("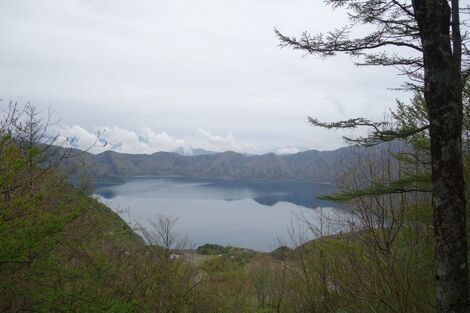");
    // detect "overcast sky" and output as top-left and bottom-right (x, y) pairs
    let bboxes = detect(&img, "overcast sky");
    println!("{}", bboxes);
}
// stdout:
(0, 0), (410, 154)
